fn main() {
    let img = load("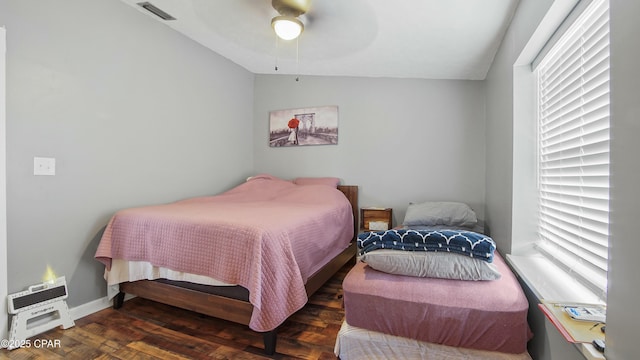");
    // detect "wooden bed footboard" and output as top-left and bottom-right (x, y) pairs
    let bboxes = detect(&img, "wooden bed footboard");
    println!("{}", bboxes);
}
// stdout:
(113, 184), (359, 355)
